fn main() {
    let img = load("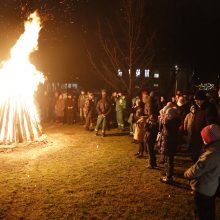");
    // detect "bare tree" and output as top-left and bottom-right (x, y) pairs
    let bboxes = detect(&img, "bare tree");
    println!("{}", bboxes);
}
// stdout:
(87, 0), (156, 96)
